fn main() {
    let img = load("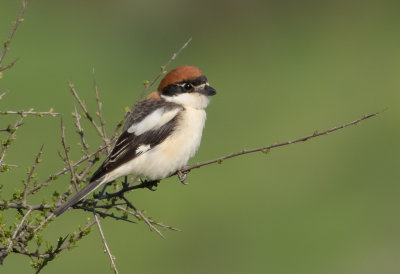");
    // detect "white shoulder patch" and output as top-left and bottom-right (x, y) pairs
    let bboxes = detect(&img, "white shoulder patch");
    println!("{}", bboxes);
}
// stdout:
(127, 107), (180, 135)
(136, 144), (151, 155)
